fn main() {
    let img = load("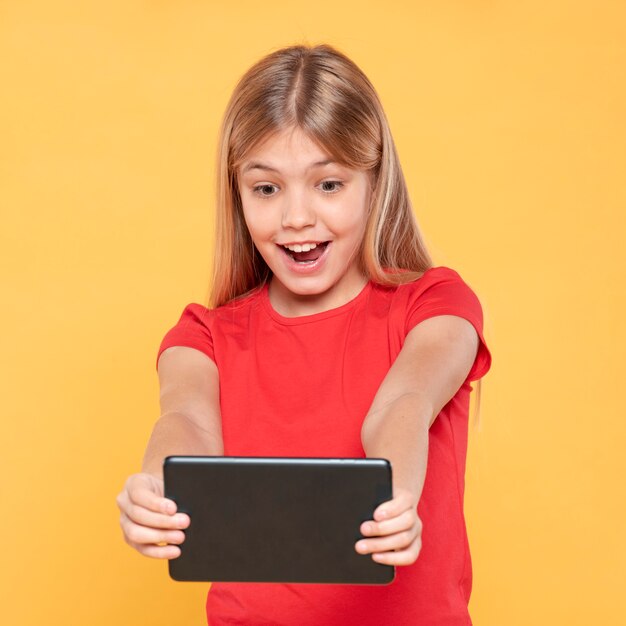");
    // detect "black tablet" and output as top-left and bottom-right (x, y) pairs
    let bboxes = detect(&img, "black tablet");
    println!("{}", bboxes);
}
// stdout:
(163, 456), (394, 585)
